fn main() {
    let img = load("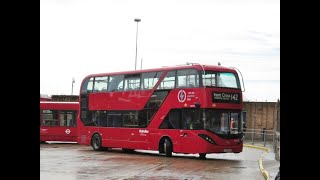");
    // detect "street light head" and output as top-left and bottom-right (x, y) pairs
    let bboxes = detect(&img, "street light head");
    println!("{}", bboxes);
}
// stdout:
(134, 18), (141, 22)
